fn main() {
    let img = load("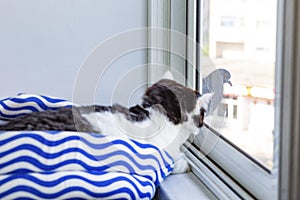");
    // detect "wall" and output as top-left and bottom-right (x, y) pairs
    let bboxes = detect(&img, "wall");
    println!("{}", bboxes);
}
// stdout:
(0, 0), (148, 106)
